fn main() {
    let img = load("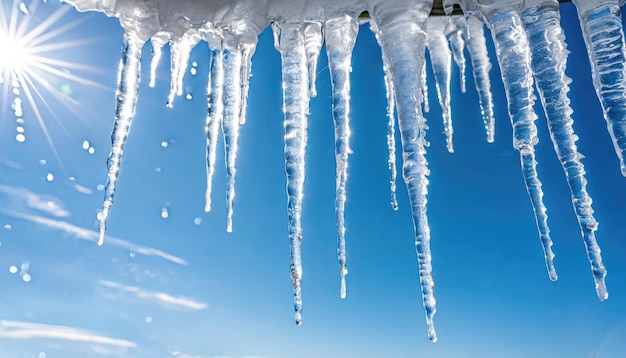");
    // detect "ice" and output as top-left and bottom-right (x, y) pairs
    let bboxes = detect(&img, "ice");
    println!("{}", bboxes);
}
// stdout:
(484, 10), (557, 281)
(273, 22), (310, 325)
(445, 16), (467, 93)
(53, 0), (625, 342)
(304, 22), (323, 98)
(427, 16), (455, 153)
(523, 0), (607, 297)
(222, 48), (244, 233)
(204, 48), (224, 213)
(573, 0), (626, 177)
(325, 14), (359, 299)
(98, 30), (144, 246)
(465, 16), (495, 142)
(371, 0), (437, 342)
(370, 21), (399, 211)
